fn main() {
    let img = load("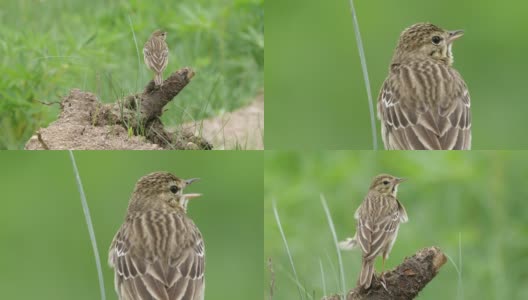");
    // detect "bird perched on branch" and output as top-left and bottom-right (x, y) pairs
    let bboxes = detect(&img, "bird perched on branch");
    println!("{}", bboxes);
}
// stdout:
(144, 29), (169, 86)
(378, 23), (471, 150)
(109, 172), (205, 300)
(339, 174), (408, 289)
